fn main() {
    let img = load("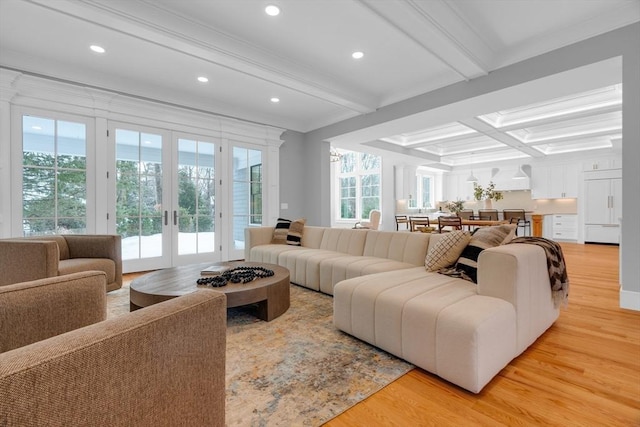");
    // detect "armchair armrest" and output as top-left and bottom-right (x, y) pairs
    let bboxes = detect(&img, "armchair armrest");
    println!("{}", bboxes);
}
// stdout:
(0, 290), (226, 426)
(64, 235), (122, 289)
(0, 240), (59, 286)
(0, 271), (107, 353)
(244, 226), (275, 260)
